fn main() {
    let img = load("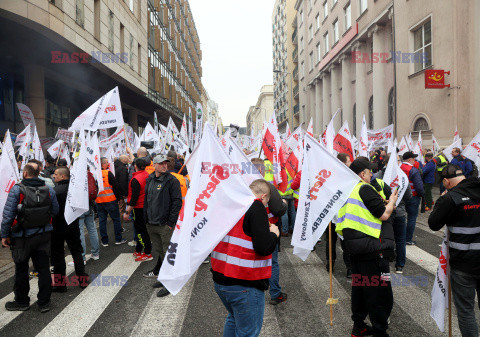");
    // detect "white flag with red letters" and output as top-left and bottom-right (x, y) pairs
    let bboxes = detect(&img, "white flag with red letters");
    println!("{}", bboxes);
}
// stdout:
(382, 149), (408, 206)
(431, 228), (449, 332)
(462, 130), (480, 177)
(158, 124), (255, 295)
